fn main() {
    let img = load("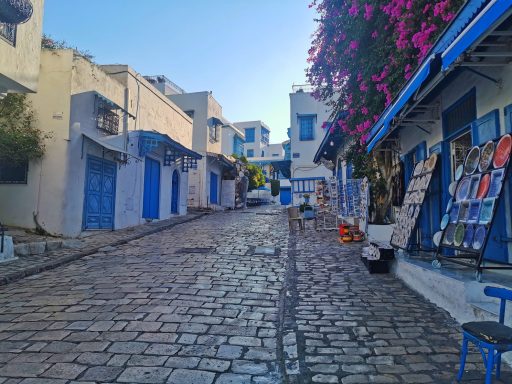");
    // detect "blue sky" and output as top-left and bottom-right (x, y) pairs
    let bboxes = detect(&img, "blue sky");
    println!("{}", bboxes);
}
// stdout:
(42, 0), (317, 144)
